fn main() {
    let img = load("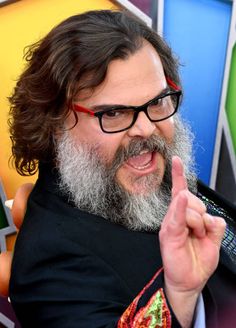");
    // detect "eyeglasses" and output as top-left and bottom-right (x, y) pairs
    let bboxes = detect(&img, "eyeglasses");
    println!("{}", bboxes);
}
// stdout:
(72, 78), (182, 133)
